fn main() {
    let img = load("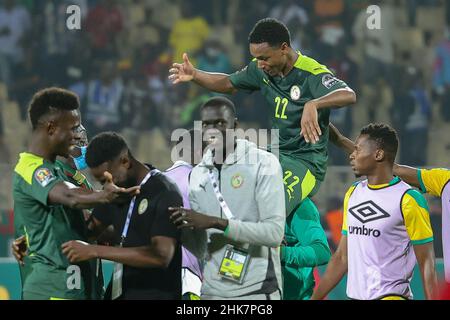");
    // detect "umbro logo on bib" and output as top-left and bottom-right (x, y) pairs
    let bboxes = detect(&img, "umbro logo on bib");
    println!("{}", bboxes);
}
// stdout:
(349, 200), (390, 224)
